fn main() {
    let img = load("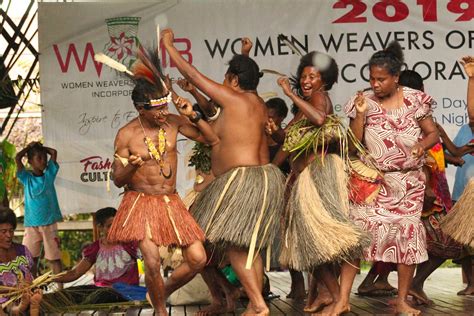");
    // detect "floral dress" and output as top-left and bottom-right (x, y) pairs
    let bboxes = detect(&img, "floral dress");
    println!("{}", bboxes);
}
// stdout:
(345, 87), (433, 264)
(0, 243), (34, 304)
(82, 240), (139, 287)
